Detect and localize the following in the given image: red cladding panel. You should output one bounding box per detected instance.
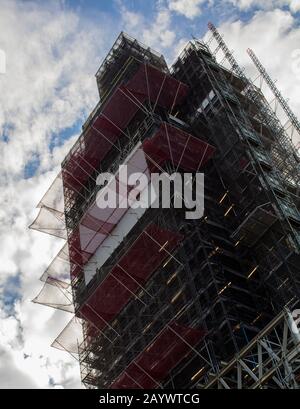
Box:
[67,147,150,277]
[62,64,189,195]
[110,322,205,389]
[143,123,215,172]
[62,64,188,194]
[62,87,143,194]
[125,64,189,109]
[63,67,190,283]
[77,224,183,331]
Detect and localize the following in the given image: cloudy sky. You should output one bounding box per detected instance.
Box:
[0,0,300,389]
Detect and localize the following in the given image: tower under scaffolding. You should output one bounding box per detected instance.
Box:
[30,27,300,389]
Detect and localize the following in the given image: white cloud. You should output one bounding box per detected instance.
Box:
[142,8,176,48]
[0,0,116,389]
[290,0,300,12]
[167,0,207,19]
[120,8,143,29]
[0,165,82,388]
[226,0,300,12]
[166,0,300,16]
[119,3,176,53]
[0,0,107,180]
[0,301,81,389]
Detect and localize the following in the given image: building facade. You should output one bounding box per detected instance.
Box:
[31,26,300,389]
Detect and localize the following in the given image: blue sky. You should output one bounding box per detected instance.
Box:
[61,0,243,48]
[0,0,299,389]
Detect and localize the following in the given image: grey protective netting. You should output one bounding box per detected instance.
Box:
[29,206,66,239]
[29,172,66,239]
[32,280,74,313]
[30,172,74,312]
[40,241,97,285]
[40,242,70,285]
[37,171,65,213]
[51,316,83,355]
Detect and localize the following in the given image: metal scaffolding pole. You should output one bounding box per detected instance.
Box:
[247,48,300,141]
[197,308,300,389]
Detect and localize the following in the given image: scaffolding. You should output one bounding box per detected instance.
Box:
[95,32,169,101]
[197,308,300,389]
[30,26,300,389]
[207,22,300,189]
[173,31,299,290]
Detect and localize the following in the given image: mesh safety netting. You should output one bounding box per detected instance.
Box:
[32,280,74,313]
[29,206,66,239]
[40,242,70,285]
[51,316,83,355]
[37,172,65,213]
[29,172,66,239]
